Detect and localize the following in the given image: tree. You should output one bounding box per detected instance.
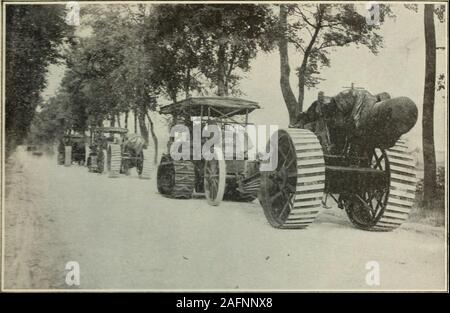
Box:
[406,3,446,208]
[5,5,73,153]
[143,5,205,102]
[58,71,89,133]
[278,4,392,123]
[422,4,437,207]
[28,95,73,145]
[193,4,275,96]
[60,4,161,162]
[145,4,275,97]
[278,5,299,125]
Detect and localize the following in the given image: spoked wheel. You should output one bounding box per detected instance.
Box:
[344,148,390,230]
[107,144,122,178]
[344,140,417,231]
[157,154,195,199]
[204,148,226,206]
[259,129,325,229]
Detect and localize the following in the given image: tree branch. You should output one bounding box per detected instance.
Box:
[226,48,238,81]
[296,9,317,28]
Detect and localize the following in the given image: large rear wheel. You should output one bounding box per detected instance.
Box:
[344,140,416,231]
[107,144,121,178]
[259,128,325,229]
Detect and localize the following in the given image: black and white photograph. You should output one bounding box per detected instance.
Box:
[1,0,448,293]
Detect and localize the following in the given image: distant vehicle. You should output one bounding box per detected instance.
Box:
[26,145,38,152]
[57,133,86,166]
[87,127,152,179]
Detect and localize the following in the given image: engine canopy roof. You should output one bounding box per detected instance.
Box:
[159,97,260,117]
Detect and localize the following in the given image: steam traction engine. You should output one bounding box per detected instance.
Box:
[57,133,86,166]
[157,97,261,204]
[87,127,152,179]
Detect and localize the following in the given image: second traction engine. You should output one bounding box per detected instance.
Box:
[259,88,418,230]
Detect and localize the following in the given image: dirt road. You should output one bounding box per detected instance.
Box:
[3,147,447,291]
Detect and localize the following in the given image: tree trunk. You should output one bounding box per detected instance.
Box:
[146,112,159,164]
[217,43,228,96]
[116,114,121,127]
[278,5,298,125]
[169,91,177,103]
[124,110,129,129]
[134,108,138,133]
[422,4,437,208]
[297,63,307,113]
[224,52,236,95]
[110,115,116,127]
[138,106,149,145]
[297,21,321,112]
[184,67,191,98]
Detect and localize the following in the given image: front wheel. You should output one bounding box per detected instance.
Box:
[204,148,226,206]
[89,150,105,173]
[98,151,105,173]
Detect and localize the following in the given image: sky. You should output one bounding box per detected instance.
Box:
[241,4,447,152]
[42,3,448,157]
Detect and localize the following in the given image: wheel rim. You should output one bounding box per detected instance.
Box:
[261,131,298,227]
[344,148,390,229]
[204,148,226,206]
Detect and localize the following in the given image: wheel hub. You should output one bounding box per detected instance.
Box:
[269,166,289,189]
